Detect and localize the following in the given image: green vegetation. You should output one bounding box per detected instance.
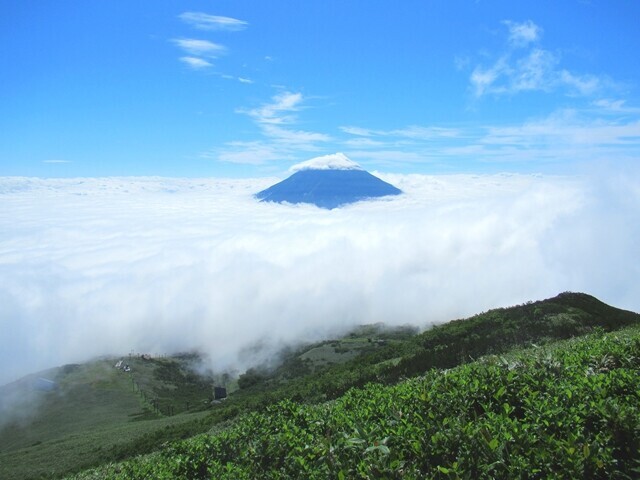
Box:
[0,354,215,479]
[228,292,640,409]
[71,325,640,479]
[1,292,639,479]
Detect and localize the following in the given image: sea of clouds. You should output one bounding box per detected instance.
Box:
[1,168,638,385]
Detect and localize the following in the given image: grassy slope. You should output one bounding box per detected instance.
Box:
[230,292,640,407]
[2,292,639,479]
[0,329,412,480]
[71,325,640,479]
[0,355,214,480]
[0,411,210,480]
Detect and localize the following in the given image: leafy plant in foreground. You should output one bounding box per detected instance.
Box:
[71,326,640,479]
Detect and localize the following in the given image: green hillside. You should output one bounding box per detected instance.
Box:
[1,292,638,479]
[71,325,640,479]
[0,354,215,479]
[227,292,640,407]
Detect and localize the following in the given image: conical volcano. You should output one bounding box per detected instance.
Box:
[255,153,402,209]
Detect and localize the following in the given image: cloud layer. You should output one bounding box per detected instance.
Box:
[1,171,638,385]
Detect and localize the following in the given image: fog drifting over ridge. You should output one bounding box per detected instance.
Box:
[1,169,639,385]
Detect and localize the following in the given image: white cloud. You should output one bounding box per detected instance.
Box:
[214,92,330,164]
[289,152,362,172]
[172,38,226,58]
[346,150,429,165]
[337,109,640,170]
[207,142,284,165]
[482,110,640,148]
[503,20,542,47]
[246,91,304,125]
[179,56,213,69]
[42,160,71,164]
[171,13,245,76]
[470,48,559,96]
[341,125,459,140]
[340,126,375,137]
[470,60,505,96]
[1,171,638,387]
[179,12,248,31]
[262,125,331,145]
[469,21,607,98]
[337,125,463,167]
[560,70,602,96]
[390,126,460,139]
[221,75,254,84]
[343,137,386,148]
[593,98,627,111]
[512,48,557,91]
[412,110,640,170]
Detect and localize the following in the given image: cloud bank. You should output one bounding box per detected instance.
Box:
[0,170,638,385]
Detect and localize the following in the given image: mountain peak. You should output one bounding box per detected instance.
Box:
[256,153,401,209]
[289,152,363,173]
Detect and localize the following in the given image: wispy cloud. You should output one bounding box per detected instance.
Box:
[469,20,608,98]
[179,56,213,69]
[221,75,254,84]
[172,12,247,75]
[390,126,460,139]
[179,12,248,31]
[245,91,304,125]
[433,109,640,170]
[338,124,462,167]
[42,160,71,164]
[210,142,284,165]
[347,150,430,165]
[559,70,603,96]
[215,92,330,164]
[340,126,375,137]
[482,110,640,148]
[339,107,640,170]
[172,38,226,58]
[512,48,557,92]
[503,20,542,47]
[340,125,460,140]
[343,137,386,148]
[592,98,640,114]
[263,125,331,145]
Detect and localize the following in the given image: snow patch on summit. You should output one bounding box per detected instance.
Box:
[289,153,363,172]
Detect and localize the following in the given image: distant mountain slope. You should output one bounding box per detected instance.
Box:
[255,153,402,209]
[71,325,640,479]
[2,292,638,480]
[0,354,215,480]
[233,292,640,402]
[390,291,640,379]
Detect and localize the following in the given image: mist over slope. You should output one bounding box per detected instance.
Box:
[0,169,638,385]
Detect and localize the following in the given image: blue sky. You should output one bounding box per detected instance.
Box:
[1,0,640,177]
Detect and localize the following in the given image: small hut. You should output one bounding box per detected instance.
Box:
[213,386,227,400]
